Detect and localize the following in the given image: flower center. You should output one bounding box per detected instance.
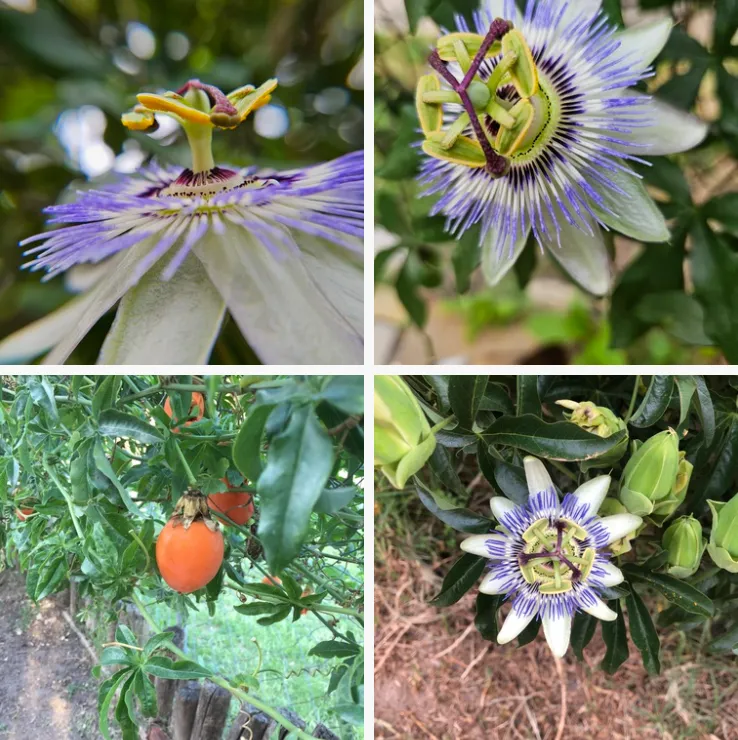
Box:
[417,19,550,177]
[518,518,596,594]
[122,78,278,174]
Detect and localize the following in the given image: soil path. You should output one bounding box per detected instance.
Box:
[0,569,102,739]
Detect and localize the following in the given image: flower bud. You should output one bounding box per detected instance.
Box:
[648,451,693,527]
[662,516,705,579]
[374,376,436,489]
[556,400,628,470]
[597,498,638,556]
[707,492,738,573]
[619,429,680,517]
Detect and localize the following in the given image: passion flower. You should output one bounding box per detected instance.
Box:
[417,0,707,295]
[0,78,363,365]
[461,456,641,657]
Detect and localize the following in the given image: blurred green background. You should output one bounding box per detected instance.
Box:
[0,0,363,363]
[374,0,738,366]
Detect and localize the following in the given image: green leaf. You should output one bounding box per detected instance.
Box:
[143,656,213,680]
[629,375,673,428]
[396,253,427,328]
[674,376,697,430]
[480,384,515,415]
[308,640,361,659]
[453,228,481,294]
[233,404,273,483]
[491,457,529,506]
[600,600,629,675]
[257,605,292,625]
[475,593,503,642]
[133,670,158,718]
[626,588,661,675]
[32,552,67,602]
[448,375,488,429]
[516,375,540,416]
[482,414,627,461]
[114,673,137,740]
[98,409,164,444]
[571,612,598,662]
[313,485,358,514]
[234,603,284,616]
[98,668,132,740]
[257,405,333,573]
[622,564,714,617]
[691,220,738,362]
[92,376,122,417]
[100,647,135,667]
[688,413,738,511]
[427,444,466,498]
[28,377,58,419]
[703,193,738,235]
[319,376,364,415]
[708,623,738,653]
[415,477,493,533]
[92,441,142,517]
[377,105,421,180]
[430,552,486,607]
[142,631,175,659]
[693,376,716,446]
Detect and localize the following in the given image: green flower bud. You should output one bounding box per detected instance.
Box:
[707,491,738,573]
[648,451,693,527]
[619,429,680,517]
[374,376,436,489]
[556,400,628,470]
[597,498,638,556]
[662,516,705,579]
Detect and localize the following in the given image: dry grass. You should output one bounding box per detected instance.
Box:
[374,542,738,740]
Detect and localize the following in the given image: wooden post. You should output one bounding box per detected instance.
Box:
[226,705,272,740]
[69,579,77,619]
[154,626,186,728]
[190,681,232,740]
[275,708,306,740]
[312,724,340,739]
[172,681,201,740]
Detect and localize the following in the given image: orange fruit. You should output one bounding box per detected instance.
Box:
[156,519,224,593]
[15,507,33,521]
[207,477,254,526]
[163,392,205,432]
[261,575,282,585]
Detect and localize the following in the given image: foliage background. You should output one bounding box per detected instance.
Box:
[0,374,364,737]
[0,0,363,363]
[375,0,738,365]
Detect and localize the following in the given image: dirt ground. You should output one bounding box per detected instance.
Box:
[375,549,738,740]
[0,569,102,740]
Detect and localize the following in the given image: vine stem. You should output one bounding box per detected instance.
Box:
[624,375,642,424]
[42,457,85,542]
[131,593,315,740]
[548,459,578,482]
[173,440,198,487]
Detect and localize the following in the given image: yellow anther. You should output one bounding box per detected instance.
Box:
[417,75,444,135]
[136,93,212,126]
[437,32,503,63]
[231,79,279,122]
[422,132,487,168]
[501,29,539,98]
[121,106,157,131]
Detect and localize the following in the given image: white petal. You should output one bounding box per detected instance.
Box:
[542,613,572,658]
[571,476,611,519]
[592,164,669,243]
[460,533,506,559]
[497,606,536,645]
[490,496,516,522]
[523,456,553,496]
[598,561,625,588]
[540,204,612,297]
[43,241,162,364]
[99,252,225,364]
[617,92,708,156]
[599,513,643,545]
[583,596,617,622]
[613,17,673,72]
[561,0,601,28]
[479,569,512,595]
[193,226,363,365]
[481,226,530,287]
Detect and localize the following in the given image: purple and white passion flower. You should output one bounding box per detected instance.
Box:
[461,456,641,657]
[416,0,708,296]
[0,79,363,365]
